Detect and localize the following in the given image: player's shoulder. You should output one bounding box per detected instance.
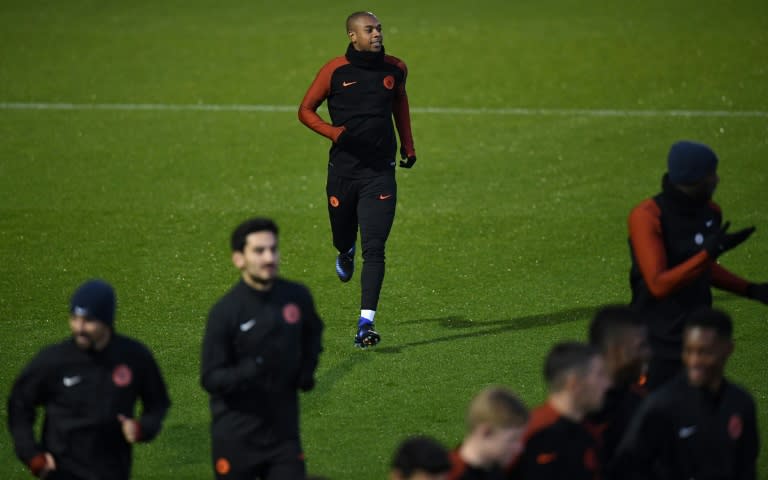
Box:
[31,338,74,362]
[630,197,661,217]
[111,333,155,358]
[723,379,756,407]
[319,55,351,73]
[274,277,313,298]
[383,54,408,72]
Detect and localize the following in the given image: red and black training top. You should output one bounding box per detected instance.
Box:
[299,43,415,178]
[508,402,601,480]
[628,175,750,359]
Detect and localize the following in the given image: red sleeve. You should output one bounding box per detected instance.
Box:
[628,199,712,299]
[298,57,347,143]
[711,263,751,295]
[386,56,415,157]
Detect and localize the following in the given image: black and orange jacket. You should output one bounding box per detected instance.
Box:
[628,176,750,358]
[585,380,648,467]
[508,402,601,480]
[299,43,414,178]
[8,335,170,480]
[612,374,759,480]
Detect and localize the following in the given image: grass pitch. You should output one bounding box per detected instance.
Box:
[1,1,767,478]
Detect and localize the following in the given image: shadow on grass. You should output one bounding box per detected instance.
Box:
[313,352,373,396]
[374,305,600,354]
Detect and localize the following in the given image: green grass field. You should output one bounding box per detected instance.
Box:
[2,1,767,478]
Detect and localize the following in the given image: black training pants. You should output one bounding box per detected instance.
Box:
[326,173,397,311]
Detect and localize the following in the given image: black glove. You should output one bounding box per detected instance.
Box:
[702,222,755,258]
[748,283,768,305]
[297,371,316,392]
[399,145,416,168]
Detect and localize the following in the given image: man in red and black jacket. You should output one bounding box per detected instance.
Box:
[507,342,611,480]
[628,140,768,389]
[299,11,416,348]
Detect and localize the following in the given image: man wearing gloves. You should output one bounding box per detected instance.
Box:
[628,140,768,389]
[8,279,171,480]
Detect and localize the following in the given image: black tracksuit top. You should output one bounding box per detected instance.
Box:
[613,375,759,480]
[299,44,415,178]
[200,278,323,446]
[7,334,171,480]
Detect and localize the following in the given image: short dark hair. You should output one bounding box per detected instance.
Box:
[685,307,733,340]
[230,218,279,252]
[544,342,600,391]
[346,11,376,32]
[589,305,645,351]
[391,436,451,477]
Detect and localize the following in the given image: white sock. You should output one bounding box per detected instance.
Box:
[361,309,376,322]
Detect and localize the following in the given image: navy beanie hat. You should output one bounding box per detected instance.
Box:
[70,279,116,326]
[667,141,718,184]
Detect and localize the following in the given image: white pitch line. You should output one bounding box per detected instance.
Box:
[0,102,766,118]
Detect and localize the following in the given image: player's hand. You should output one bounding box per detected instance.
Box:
[28,452,56,478]
[703,222,755,258]
[748,283,768,305]
[118,414,141,443]
[297,371,316,392]
[399,145,416,168]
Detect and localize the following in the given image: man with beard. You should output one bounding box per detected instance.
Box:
[8,279,171,480]
[201,217,324,480]
[612,307,759,479]
[299,11,417,348]
[627,140,768,389]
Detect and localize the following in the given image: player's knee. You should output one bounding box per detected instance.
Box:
[362,238,386,261]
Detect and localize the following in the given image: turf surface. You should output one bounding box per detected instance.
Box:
[1,1,767,478]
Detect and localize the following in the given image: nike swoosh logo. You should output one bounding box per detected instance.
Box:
[240,319,257,332]
[63,376,82,387]
[678,426,697,438]
[342,81,357,87]
[536,452,557,464]
[379,194,392,200]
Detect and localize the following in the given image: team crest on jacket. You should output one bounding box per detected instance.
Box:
[283,303,301,324]
[112,364,133,387]
[728,414,743,439]
[383,75,395,90]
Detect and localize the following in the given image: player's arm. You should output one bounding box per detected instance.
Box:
[736,396,759,480]
[131,347,171,442]
[298,59,346,142]
[7,352,54,475]
[297,288,324,391]
[629,200,711,299]
[710,263,751,296]
[200,306,266,395]
[390,60,416,161]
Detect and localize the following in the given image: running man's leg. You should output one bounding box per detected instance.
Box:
[326,174,358,253]
[357,175,397,312]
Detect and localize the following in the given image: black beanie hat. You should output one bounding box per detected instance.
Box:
[70,279,116,326]
[667,141,718,184]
